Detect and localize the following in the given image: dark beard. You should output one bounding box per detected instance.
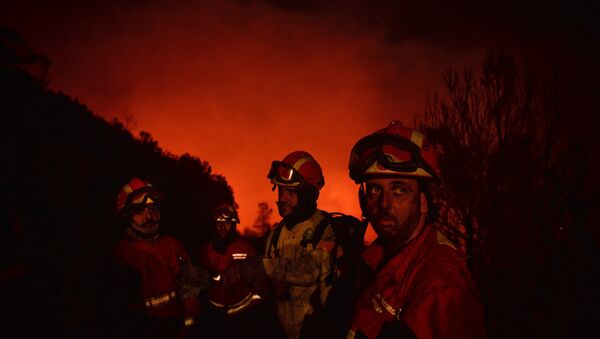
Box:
[212,227,236,254]
[377,196,422,256]
[281,186,318,228]
[128,225,160,240]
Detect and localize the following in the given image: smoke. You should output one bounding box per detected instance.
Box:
[3,0,591,237]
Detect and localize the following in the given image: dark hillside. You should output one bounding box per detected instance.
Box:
[1,27,233,337]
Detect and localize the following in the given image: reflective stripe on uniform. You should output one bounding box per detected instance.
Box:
[232,253,247,260]
[144,291,176,308]
[436,231,457,250]
[184,317,195,327]
[372,293,402,319]
[209,293,262,315]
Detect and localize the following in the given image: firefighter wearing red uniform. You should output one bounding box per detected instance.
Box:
[199,204,261,315]
[346,121,485,339]
[193,203,282,339]
[103,178,207,338]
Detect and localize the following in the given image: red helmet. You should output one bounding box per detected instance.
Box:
[268,151,325,190]
[349,121,440,184]
[212,203,240,224]
[115,178,163,215]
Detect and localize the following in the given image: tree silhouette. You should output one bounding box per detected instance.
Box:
[241,202,274,255]
[247,202,273,236]
[417,52,599,337]
[0,26,50,84]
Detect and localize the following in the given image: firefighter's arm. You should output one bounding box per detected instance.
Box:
[219,256,268,286]
[175,248,207,334]
[178,260,211,298]
[401,287,485,339]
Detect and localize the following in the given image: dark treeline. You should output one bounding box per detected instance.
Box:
[418,53,600,337]
[1,27,234,337]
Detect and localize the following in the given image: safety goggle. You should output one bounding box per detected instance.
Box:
[129,201,160,214]
[267,161,305,187]
[127,189,162,212]
[214,211,238,223]
[349,133,435,181]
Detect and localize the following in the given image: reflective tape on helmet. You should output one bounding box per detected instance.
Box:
[410,129,424,148]
[130,194,155,206]
[291,156,312,172]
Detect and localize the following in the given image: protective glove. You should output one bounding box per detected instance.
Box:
[221,256,268,286]
[178,261,211,298]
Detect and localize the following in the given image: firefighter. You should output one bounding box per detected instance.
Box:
[221,151,338,339]
[102,178,210,338]
[193,203,270,338]
[265,151,340,338]
[346,121,485,338]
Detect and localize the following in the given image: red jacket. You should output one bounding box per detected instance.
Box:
[197,238,260,314]
[112,233,198,322]
[349,226,485,339]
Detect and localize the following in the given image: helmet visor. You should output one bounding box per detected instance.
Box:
[349,134,426,181]
[267,161,304,187]
[129,201,160,215]
[128,188,162,206]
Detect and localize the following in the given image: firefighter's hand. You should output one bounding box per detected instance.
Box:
[178,262,211,298]
[239,256,268,284]
[221,257,267,286]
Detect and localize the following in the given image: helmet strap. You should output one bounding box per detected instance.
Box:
[358,183,368,220]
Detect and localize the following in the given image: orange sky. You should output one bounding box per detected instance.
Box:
[1,1,489,240]
[6,0,556,240]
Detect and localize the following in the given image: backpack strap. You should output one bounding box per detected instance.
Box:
[300,213,332,248]
[267,222,284,257]
[268,214,333,256]
[299,213,343,286]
